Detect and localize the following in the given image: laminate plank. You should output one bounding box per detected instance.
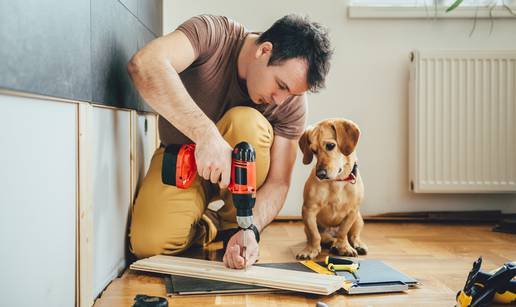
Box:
[130,255,346,295]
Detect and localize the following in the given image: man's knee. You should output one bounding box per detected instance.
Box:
[130,217,196,259]
[130,189,204,258]
[129,152,207,258]
[217,106,273,147]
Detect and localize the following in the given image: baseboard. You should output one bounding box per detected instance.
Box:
[363,210,509,223]
[274,216,302,221]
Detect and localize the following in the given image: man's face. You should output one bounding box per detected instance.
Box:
[246,42,309,106]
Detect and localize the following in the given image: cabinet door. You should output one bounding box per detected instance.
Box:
[0,94,76,307]
[91,106,131,298]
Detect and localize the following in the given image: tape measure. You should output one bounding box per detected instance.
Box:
[299,260,335,275]
[300,260,355,290]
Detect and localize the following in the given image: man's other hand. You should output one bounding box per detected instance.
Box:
[195,130,232,189]
[223,229,259,269]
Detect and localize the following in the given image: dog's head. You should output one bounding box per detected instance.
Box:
[299,119,360,180]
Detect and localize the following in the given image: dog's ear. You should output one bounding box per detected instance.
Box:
[332,119,360,156]
[298,127,314,165]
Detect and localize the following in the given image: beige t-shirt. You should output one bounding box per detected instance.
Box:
[158,14,307,145]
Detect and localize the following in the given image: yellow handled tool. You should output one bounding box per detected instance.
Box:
[325,256,360,281]
[327,262,359,272]
[325,256,359,272]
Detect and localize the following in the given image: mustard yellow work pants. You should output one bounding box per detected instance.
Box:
[129,107,273,258]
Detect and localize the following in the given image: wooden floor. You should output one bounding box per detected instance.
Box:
[94,221,516,306]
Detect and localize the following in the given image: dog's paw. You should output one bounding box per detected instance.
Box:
[321,240,336,248]
[296,246,321,260]
[350,240,368,255]
[320,232,337,248]
[354,244,368,255]
[330,241,358,257]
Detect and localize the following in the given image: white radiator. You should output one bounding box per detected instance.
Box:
[409,50,516,193]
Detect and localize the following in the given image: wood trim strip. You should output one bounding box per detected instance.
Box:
[130,255,346,295]
[0,88,158,116]
[75,104,80,307]
[77,102,94,307]
[0,88,81,105]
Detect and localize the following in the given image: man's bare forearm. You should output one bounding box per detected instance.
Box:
[128,55,217,142]
[251,136,298,232]
[253,181,290,232]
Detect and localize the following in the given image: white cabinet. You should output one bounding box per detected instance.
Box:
[91,106,132,298]
[0,92,158,306]
[0,94,77,307]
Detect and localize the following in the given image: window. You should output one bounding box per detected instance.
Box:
[348,0,516,18]
[351,0,512,6]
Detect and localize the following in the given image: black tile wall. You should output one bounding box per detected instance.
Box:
[0,0,161,112]
[136,22,158,113]
[138,0,163,37]
[0,0,91,101]
[118,0,138,16]
[91,0,139,109]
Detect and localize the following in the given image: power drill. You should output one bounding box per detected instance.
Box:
[456,257,516,307]
[227,142,256,230]
[161,141,257,264]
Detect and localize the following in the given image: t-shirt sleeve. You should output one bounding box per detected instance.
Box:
[176,15,235,64]
[273,94,307,140]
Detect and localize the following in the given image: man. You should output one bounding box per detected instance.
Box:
[128,14,332,269]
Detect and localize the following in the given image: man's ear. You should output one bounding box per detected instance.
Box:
[298,127,314,165]
[256,41,273,59]
[332,119,360,156]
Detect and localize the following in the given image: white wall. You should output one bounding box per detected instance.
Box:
[163,0,516,215]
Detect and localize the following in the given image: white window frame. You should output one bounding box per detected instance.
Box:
[348,1,516,19]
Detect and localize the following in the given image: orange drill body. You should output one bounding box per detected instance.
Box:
[161,143,197,189]
[162,142,257,229]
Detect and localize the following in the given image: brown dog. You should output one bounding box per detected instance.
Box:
[296,119,367,260]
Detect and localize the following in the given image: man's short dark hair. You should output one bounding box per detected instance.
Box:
[257,14,332,93]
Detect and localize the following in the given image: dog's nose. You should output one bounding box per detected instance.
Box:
[316,169,328,179]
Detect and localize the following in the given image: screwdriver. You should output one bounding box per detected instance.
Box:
[243,229,247,269]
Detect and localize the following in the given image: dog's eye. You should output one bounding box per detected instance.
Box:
[325,143,336,151]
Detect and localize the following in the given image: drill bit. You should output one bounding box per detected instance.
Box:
[243,229,247,269]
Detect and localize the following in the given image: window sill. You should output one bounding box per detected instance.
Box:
[347,5,516,19]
